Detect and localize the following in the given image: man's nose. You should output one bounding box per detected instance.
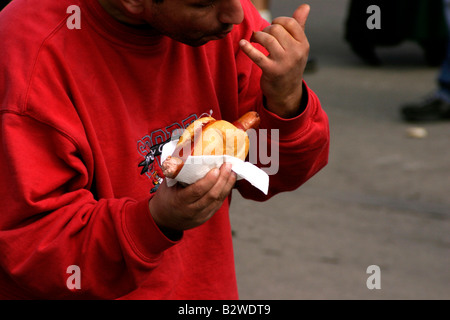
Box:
[218,0,244,25]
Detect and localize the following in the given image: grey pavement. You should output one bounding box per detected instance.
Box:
[230,0,450,299]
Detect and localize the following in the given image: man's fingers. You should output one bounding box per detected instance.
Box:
[239,38,271,70]
[253,28,287,59]
[187,163,236,219]
[183,162,236,206]
[202,163,236,202]
[241,4,311,65]
[182,167,220,203]
[260,23,292,51]
[270,17,304,44]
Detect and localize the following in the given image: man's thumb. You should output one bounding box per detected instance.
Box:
[293,4,311,30]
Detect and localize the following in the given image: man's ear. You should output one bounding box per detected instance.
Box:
[120,0,145,15]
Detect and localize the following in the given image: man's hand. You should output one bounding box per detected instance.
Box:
[149,163,237,236]
[239,4,311,118]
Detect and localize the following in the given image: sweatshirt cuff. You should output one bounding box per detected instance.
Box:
[122,197,180,261]
[257,80,314,141]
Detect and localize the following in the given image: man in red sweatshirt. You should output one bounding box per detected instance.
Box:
[0,0,329,299]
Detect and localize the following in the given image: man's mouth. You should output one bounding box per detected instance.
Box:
[212,27,233,39]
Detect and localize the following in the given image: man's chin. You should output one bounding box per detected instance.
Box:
[181,37,213,47]
[175,34,226,47]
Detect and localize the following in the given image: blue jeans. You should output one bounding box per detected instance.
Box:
[438,0,450,96]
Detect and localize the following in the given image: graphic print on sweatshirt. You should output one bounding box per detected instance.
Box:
[137,110,213,193]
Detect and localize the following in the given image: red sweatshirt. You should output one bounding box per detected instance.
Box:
[0,0,329,299]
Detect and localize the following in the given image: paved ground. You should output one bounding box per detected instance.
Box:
[230,0,450,300]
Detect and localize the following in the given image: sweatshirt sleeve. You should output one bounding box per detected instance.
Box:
[236,82,330,201]
[0,112,179,299]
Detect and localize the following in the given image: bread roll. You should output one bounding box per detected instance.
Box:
[162,111,260,179]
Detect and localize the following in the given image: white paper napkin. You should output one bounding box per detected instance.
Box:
[161,140,269,195]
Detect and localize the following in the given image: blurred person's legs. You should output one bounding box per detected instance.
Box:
[345,0,384,66]
[344,0,411,66]
[401,0,450,121]
[1,1,11,11]
[345,0,445,66]
[251,0,272,22]
[438,0,450,99]
[416,0,448,66]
